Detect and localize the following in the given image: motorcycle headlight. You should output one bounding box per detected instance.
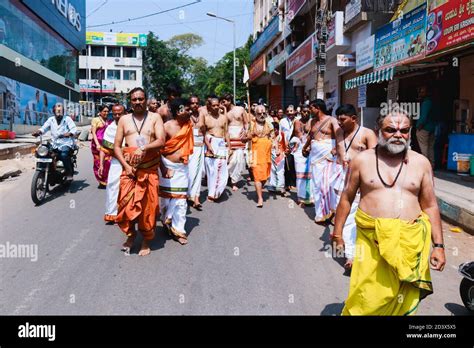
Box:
[37,145,49,157]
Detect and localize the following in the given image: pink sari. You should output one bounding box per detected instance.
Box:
[91,117,112,185]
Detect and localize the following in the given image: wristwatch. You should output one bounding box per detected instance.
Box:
[433,243,445,249]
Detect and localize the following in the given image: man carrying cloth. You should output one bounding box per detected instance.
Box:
[159,98,194,245]
[99,104,126,224]
[203,97,230,202]
[247,105,273,207]
[333,111,446,315]
[221,94,249,191]
[114,87,165,256]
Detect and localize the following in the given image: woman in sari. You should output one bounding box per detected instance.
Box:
[91,105,111,188]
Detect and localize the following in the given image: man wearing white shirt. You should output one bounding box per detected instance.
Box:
[279,105,297,191]
[32,103,77,180]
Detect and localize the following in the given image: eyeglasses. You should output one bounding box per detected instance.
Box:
[382,127,411,134]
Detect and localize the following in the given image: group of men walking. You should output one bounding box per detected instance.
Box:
[92,86,446,316]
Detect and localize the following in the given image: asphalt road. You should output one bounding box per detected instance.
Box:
[0,142,472,315]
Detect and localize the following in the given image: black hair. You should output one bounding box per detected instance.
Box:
[170,98,188,117]
[335,104,357,117]
[129,87,147,99]
[272,122,280,130]
[166,83,182,97]
[309,99,328,114]
[222,94,233,102]
[97,104,109,112]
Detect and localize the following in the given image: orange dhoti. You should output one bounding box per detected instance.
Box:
[116,147,160,240]
[250,137,272,182]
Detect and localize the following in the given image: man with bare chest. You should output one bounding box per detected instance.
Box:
[220,94,249,191]
[187,95,205,209]
[114,88,165,256]
[158,83,182,122]
[159,98,194,245]
[302,99,346,223]
[332,104,377,268]
[202,97,230,201]
[334,111,445,315]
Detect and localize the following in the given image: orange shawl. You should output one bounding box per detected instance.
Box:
[161,120,194,164]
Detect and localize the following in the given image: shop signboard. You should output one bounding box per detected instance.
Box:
[267,50,289,74]
[358,84,367,108]
[337,54,356,67]
[250,15,281,60]
[374,3,427,70]
[86,32,148,47]
[249,54,266,81]
[326,12,349,51]
[345,0,362,24]
[21,0,85,50]
[425,0,474,55]
[356,34,375,72]
[79,80,115,93]
[286,34,314,79]
[287,0,306,22]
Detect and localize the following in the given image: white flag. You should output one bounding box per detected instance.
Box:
[243,65,249,84]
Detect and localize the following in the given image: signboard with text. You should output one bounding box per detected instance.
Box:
[337,54,356,67]
[345,0,362,24]
[86,32,148,47]
[425,0,474,55]
[250,16,281,60]
[286,34,314,78]
[374,3,427,70]
[356,35,375,72]
[287,0,306,22]
[250,54,266,81]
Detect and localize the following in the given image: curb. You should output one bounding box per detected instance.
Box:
[437,197,474,235]
[0,144,36,161]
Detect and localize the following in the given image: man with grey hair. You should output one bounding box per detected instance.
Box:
[147,98,159,113]
[333,111,445,315]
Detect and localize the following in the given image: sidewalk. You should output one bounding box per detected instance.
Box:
[434,170,474,234]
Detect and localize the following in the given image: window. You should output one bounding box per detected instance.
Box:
[80,48,88,56]
[91,46,105,56]
[123,47,137,58]
[91,69,104,80]
[107,46,121,57]
[79,69,87,79]
[107,70,121,80]
[123,70,136,80]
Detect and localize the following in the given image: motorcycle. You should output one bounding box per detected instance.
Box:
[31,134,79,205]
[459,261,474,312]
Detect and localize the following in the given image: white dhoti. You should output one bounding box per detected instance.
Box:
[188,130,205,199]
[205,135,228,200]
[310,139,340,222]
[268,151,285,192]
[159,156,189,235]
[228,125,246,185]
[104,157,121,221]
[293,136,313,204]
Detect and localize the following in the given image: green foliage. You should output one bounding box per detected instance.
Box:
[143,32,253,102]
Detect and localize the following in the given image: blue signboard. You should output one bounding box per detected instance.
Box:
[374,3,426,70]
[21,0,86,50]
[250,15,281,60]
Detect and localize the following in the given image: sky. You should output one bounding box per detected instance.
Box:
[86,0,254,65]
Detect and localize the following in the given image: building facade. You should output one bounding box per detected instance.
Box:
[0,0,86,133]
[79,32,147,105]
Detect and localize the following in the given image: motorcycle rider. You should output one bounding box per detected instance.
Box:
[32,102,77,181]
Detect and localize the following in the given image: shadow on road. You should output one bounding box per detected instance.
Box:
[444,303,473,316]
[320,302,344,316]
[318,225,348,274]
[34,179,90,206]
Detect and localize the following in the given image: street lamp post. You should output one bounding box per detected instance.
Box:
[207,12,236,104]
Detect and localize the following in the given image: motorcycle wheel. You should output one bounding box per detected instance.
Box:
[31,171,47,205]
[460,277,474,312]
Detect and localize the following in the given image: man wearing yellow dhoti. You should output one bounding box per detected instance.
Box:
[333,111,446,315]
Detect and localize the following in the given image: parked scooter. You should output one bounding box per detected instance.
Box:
[31,134,79,205]
[459,261,474,312]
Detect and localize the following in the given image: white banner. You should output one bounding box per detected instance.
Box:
[356,35,374,72]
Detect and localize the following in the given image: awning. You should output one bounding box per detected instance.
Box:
[344,66,394,90]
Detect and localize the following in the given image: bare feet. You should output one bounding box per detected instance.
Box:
[232,185,238,191]
[344,259,353,269]
[257,198,263,208]
[121,235,135,255]
[192,201,203,210]
[138,240,151,256]
[177,237,188,245]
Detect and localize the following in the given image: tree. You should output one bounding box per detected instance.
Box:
[168,33,204,54]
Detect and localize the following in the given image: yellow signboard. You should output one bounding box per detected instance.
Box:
[86,32,147,46]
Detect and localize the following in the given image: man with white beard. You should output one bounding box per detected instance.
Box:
[333,111,445,316]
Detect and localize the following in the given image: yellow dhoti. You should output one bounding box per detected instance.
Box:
[342,209,433,316]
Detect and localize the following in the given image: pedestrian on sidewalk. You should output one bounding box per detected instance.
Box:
[333,111,445,315]
[416,85,436,168]
[91,104,112,188]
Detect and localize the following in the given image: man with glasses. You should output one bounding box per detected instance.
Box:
[114,87,165,256]
[334,111,445,315]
